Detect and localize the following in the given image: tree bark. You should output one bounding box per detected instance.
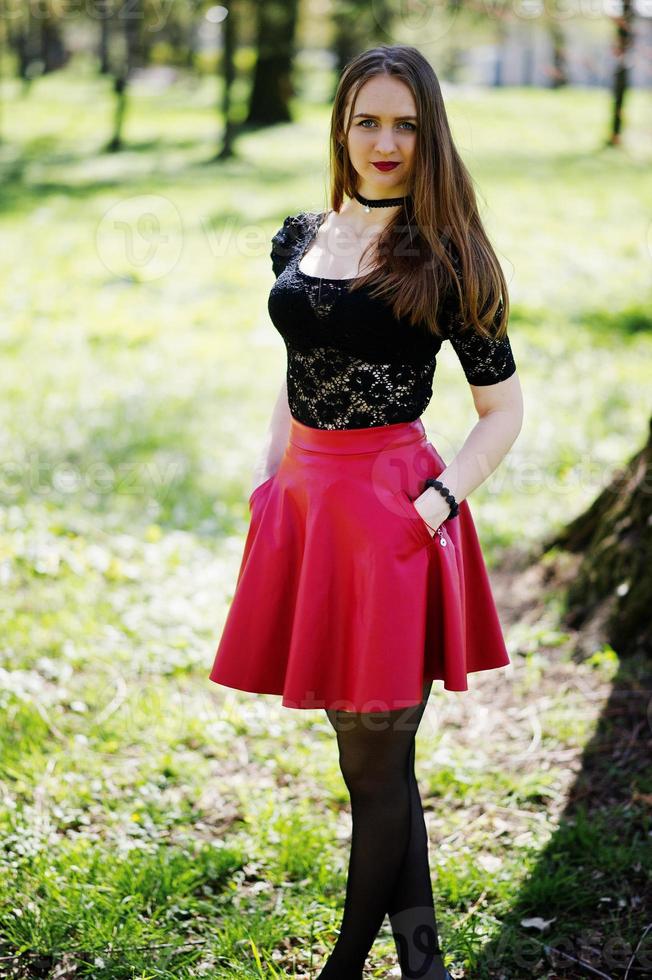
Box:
[608,0,634,146]
[39,11,68,72]
[331,0,393,82]
[216,0,237,160]
[106,0,142,152]
[6,3,37,84]
[246,0,299,126]
[542,414,652,658]
[96,0,112,75]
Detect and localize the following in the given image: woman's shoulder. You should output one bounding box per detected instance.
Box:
[270,209,324,276]
[271,209,322,243]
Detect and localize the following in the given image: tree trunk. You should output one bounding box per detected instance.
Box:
[246,0,299,126]
[492,19,509,88]
[215,0,237,160]
[548,20,567,88]
[7,4,37,85]
[106,0,142,152]
[97,0,112,75]
[40,12,68,73]
[542,414,652,658]
[607,0,634,146]
[331,0,392,84]
[12,28,32,82]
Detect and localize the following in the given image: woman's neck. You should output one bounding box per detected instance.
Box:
[339,197,404,234]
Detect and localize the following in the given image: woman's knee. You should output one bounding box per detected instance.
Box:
[337,739,413,796]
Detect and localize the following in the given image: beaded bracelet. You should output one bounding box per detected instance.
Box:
[424,477,460,520]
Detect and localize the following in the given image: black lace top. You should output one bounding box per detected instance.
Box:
[267,210,517,430]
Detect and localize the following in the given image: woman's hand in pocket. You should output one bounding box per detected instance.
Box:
[412,488,451,537]
[249,465,277,500]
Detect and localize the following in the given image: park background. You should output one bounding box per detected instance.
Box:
[0,2,651,978]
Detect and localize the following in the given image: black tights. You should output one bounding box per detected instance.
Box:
[318,678,446,980]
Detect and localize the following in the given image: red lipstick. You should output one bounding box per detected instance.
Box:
[372,162,400,172]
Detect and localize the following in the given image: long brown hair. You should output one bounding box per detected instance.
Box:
[329,44,509,341]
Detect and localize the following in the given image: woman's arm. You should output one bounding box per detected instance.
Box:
[414,371,524,532]
[250,376,292,494]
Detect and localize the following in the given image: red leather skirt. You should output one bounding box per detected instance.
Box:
[208,415,510,712]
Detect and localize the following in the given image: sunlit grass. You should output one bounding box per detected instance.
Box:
[0,62,650,977]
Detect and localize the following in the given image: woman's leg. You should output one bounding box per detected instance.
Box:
[387,699,447,979]
[318,678,446,980]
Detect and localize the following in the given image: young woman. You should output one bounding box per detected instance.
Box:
[209,44,523,980]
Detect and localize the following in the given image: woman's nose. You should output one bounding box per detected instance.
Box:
[375,130,398,152]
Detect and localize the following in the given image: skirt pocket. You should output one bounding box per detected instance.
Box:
[393,488,433,548]
[209,416,510,710]
[248,472,277,511]
[392,487,457,552]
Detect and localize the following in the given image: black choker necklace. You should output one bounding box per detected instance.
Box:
[354,191,410,214]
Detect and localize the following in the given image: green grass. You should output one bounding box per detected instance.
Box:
[0,59,651,978]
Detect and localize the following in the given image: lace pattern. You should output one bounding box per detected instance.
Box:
[268,211,516,428]
[442,245,516,386]
[270,213,308,279]
[271,211,350,320]
[448,318,515,384]
[287,344,437,429]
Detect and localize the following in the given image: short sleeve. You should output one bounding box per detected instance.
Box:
[270,212,307,279]
[448,298,517,385]
[441,243,517,385]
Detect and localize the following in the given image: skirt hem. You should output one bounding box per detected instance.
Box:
[208,658,511,712]
[209,415,512,712]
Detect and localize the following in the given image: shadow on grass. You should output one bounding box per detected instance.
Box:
[472,652,652,980]
[0,138,302,217]
[579,308,652,338]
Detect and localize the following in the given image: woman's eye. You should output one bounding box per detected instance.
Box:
[357,120,416,131]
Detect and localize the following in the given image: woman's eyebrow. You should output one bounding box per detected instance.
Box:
[352,112,417,120]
